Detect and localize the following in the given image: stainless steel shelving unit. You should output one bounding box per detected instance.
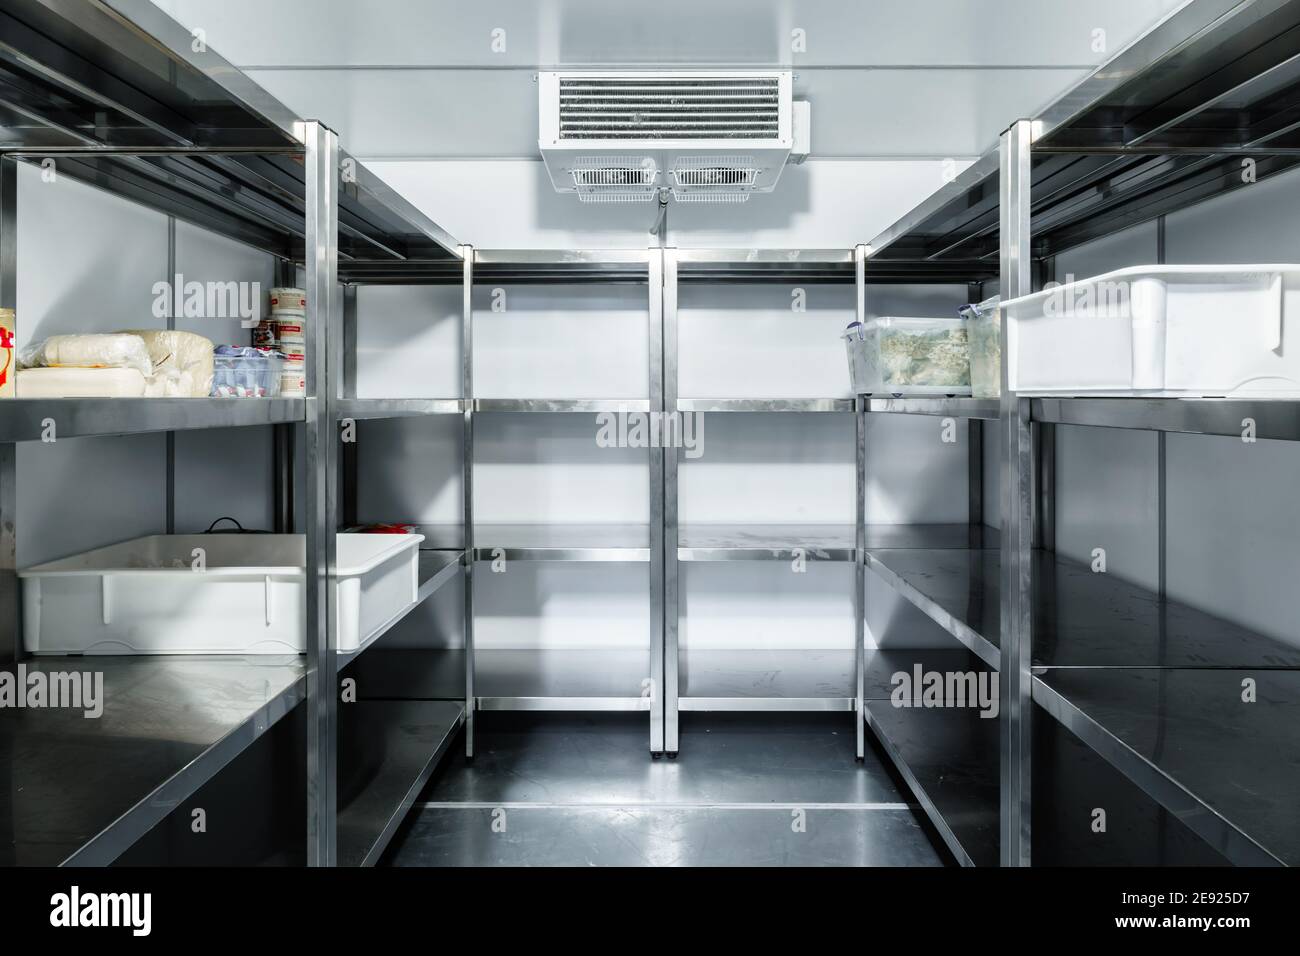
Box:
[0,0,464,867]
[6,0,1294,871]
[383,246,997,758]
[858,0,1300,867]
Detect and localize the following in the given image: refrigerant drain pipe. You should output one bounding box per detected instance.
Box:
[649,187,670,243]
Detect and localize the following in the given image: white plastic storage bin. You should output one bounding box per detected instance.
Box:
[1002,265,1300,396]
[843,316,971,396]
[19,533,424,655]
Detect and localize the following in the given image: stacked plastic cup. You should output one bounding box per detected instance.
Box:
[268,287,306,396]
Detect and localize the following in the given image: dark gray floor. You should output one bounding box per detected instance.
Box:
[382,713,949,866]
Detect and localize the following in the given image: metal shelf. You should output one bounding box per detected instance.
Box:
[337,550,464,668]
[864,691,998,868]
[336,399,464,420]
[679,649,856,711]
[676,646,982,713]
[865,541,1300,672]
[680,523,997,564]
[471,523,651,562]
[474,398,650,413]
[431,648,652,711]
[679,524,857,562]
[865,0,1300,263]
[0,0,460,262]
[1033,668,1300,866]
[1032,397,1300,441]
[0,397,304,442]
[867,398,1000,420]
[865,547,1002,671]
[678,398,854,413]
[337,699,463,867]
[0,655,304,866]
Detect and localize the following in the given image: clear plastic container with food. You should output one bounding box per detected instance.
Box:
[211,346,285,398]
[959,296,1001,398]
[843,316,971,396]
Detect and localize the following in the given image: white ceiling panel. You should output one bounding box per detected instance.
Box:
[248,66,1087,159]
[152,0,1183,68]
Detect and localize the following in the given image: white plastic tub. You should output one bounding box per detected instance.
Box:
[19,532,424,655]
[843,316,971,396]
[1002,265,1300,396]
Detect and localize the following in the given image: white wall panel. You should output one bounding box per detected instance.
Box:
[356,285,462,398]
[473,284,649,399]
[15,164,168,566]
[172,221,277,533]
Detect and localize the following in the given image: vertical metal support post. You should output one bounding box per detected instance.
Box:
[1155,216,1167,595]
[341,284,358,528]
[648,248,666,755]
[853,244,867,761]
[0,157,16,664]
[165,216,176,534]
[273,258,296,534]
[1030,258,1055,552]
[999,119,1034,867]
[461,246,475,759]
[968,419,984,542]
[661,248,680,756]
[1037,424,1055,552]
[303,120,340,867]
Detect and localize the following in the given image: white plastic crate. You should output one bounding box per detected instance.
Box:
[843,316,972,396]
[19,532,424,655]
[1002,265,1300,396]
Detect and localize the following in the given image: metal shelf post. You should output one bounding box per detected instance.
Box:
[998,118,1034,868]
[660,248,678,755]
[303,119,340,867]
[854,244,868,761]
[0,157,15,666]
[462,245,475,759]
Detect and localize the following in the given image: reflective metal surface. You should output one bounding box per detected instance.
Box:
[0,2,461,262]
[303,120,339,868]
[678,523,857,562]
[865,1,1300,264]
[677,398,853,413]
[999,119,1035,868]
[470,523,652,562]
[387,711,942,866]
[1033,397,1300,441]
[474,398,651,413]
[868,398,1000,420]
[865,548,1002,671]
[337,699,463,867]
[0,655,304,866]
[0,398,304,442]
[390,805,940,867]
[335,398,464,420]
[1034,668,1300,866]
[865,697,998,868]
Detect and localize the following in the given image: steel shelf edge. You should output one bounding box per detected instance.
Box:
[1031,674,1284,867]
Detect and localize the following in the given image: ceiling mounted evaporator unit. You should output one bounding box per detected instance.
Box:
[538,71,807,203]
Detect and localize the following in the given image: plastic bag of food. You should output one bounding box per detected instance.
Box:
[122,329,215,398]
[18,333,153,378]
